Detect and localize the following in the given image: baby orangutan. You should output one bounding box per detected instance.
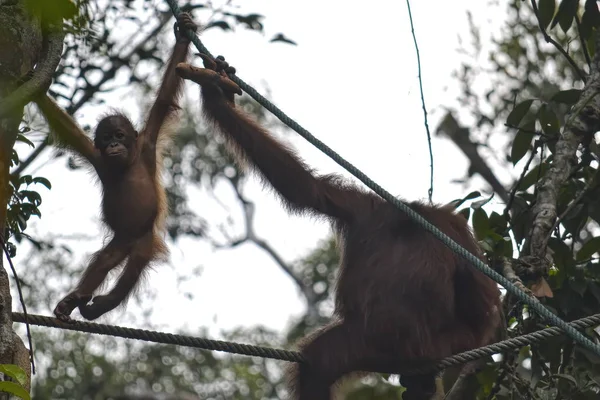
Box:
[35,13,197,321]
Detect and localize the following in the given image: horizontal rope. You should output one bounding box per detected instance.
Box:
[13,312,600,375]
[13,313,303,363]
[163,0,600,356]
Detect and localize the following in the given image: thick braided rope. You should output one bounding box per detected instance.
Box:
[13,313,303,363]
[164,0,600,356]
[13,313,600,374]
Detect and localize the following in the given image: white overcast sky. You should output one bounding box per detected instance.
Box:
[14,0,511,339]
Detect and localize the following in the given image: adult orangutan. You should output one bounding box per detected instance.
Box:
[176,55,501,399]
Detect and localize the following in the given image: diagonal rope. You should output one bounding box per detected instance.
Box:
[13,312,600,375]
[163,0,600,356]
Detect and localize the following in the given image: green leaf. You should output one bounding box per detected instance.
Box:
[16,214,27,231]
[15,134,34,148]
[577,237,600,261]
[447,191,481,209]
[486,231,506,244]
[0,381,30,400]
[20,203,41,218]
[270,33,297,46]
[549,237,574,269]
[588,35,597,59]
[489,211,508,232]
[506,99,534,126]
[478,240,494,252]
[511,124,534,165]
[481,239,498,256]
[23,0,77,27]
[464,191,481,200]
[0,365,28,385]
[6,243,16,258]
[562,211,588,240]
[517,163,550,191]
[458,208,471,221]
[19,190,41,206]
[539,0,557,30]
[472,207,489,240]
[550,0,579,33]
[10,150,20,167]
[472,193,495,209]
[551,89,582,104]
[32,177,52,190]
[581,0,600,41]
[538,103,560,135]
[18,175,32,186]
[206,20,232,31]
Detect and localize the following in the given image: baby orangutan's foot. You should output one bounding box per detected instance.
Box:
[54,291,93,322]
[176,54,241,102]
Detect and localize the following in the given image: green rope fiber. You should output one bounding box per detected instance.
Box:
[164,0,600,356]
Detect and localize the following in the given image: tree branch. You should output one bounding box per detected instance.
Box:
[0,30,64,119]
[444,361,487,400]
[502,258,532,296]
[221,179,320,319]
[526,30,600,264]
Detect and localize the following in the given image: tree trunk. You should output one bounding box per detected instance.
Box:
[0,0,44,395]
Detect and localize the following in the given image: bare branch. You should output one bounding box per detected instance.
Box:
[223,179,320,318]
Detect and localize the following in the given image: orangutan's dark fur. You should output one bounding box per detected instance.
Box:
[176,55,502,399]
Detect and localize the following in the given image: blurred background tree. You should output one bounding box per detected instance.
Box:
[2,0,600,399]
